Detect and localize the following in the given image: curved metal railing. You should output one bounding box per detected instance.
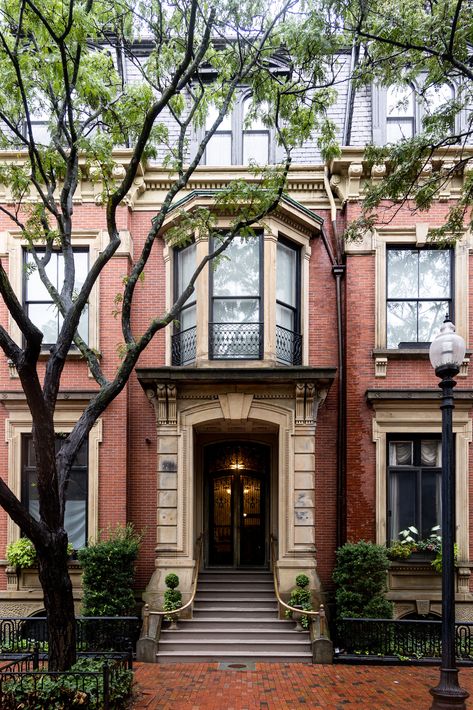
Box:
[141,534,203,632]
[270,535,326,636]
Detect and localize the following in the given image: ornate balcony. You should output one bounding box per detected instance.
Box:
[276,325,302,365]
[171,326,197,366]
[209,322,263,360]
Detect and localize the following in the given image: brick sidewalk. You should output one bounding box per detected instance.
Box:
[132,662,473,709]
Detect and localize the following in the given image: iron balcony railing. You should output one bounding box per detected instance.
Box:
[336,618,473,662]
[171,322,303,365]
[276,324,302,365]
[171,326,197,366]
[209,322,263,360]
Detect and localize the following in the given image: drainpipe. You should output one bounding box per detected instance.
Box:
[323,167,346,549]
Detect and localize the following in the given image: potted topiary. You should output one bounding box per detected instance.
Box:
[163,573,182,629]
[285,574,313,631]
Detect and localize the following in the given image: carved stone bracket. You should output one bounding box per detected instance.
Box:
[295,383,328,425]
[147,384,177,425]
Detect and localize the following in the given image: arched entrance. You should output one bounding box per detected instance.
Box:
[205,442,269,568]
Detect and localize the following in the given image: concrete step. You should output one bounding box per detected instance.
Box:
[192,608,279,619]
[198,572,272,583]
[193,597,277,608]
[159,639,310,653]
[196,589,276,600]
[175,618,294,630]
[198,582,274,592]
[160,628,302,641]
[156,650,312,664]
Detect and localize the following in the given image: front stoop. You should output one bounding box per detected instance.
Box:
[157,571,312,663]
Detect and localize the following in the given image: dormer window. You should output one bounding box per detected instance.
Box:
[242,97,270,165]
[205,105,232,166]
[386,84,415,142]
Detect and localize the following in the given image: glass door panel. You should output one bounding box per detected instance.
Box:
[209,474,234,566]
[239,475,265,566]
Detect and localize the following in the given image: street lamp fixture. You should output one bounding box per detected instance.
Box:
[429,317,469,710]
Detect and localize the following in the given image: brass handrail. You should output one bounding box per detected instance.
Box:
[270,535,326,635]
[142,533,204,626]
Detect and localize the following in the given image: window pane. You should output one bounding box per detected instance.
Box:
[389,441,413,466]
[423,83,453,115]
[387,250,418,298]
[28,303,59,344]
[387,85,414,117]
[179,303,196,331]
[387,301,417,347]
[58,251,89,294]
[420,440,441,467]
[176,243,196,308]
[206,105,232,131]
[421,471,441,538]
[243,133,269,164]
[243,98,268,130]
[277,243,296,307]
[389,470,417,541]
[386,119,414,142]
[25,252,58,300]
[418,250,450,298]
[418,301,448,342]
[213,298,259,323]
[206,134,232,165]
[213,236,260,297]
[276,303,294,331]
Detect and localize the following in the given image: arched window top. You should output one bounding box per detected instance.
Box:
[423,82,454,115]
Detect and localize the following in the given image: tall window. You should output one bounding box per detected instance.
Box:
[386,247,452,348]
[22,435,88,549]
[276,239,301,364]
[209,235,262,359]
[24,249,89,346]
[388,436,441,544]
[205,105,232,166]
[386,84,415,142]
[172,243,197,365]
[242,97,270,165]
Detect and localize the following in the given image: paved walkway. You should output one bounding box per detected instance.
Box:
[133,662,473,709]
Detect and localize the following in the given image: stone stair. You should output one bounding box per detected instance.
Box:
[157,570,312,663]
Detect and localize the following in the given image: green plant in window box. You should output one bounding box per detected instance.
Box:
[387,525,441,561]
[6,538,74,569]
[431,544,459,574]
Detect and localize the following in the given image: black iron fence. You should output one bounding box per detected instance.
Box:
[0,616,141,656]
[171,325,197,365]
[276,325,302,365]
[0,652,132,709]
[336,618,473,663]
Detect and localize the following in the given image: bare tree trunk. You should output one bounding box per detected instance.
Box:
[37,533,76,671]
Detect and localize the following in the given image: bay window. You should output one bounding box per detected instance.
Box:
[276,239,301,364]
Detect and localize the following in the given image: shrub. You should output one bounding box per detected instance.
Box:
[78,524,141,616]
[6,538,37,568]
[163,573,182,621]
[0,657,132,709]
[333,541,393,621]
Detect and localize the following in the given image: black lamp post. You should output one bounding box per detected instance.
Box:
[429,317,469,710]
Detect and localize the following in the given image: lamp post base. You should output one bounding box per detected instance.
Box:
[430,669,469,709]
